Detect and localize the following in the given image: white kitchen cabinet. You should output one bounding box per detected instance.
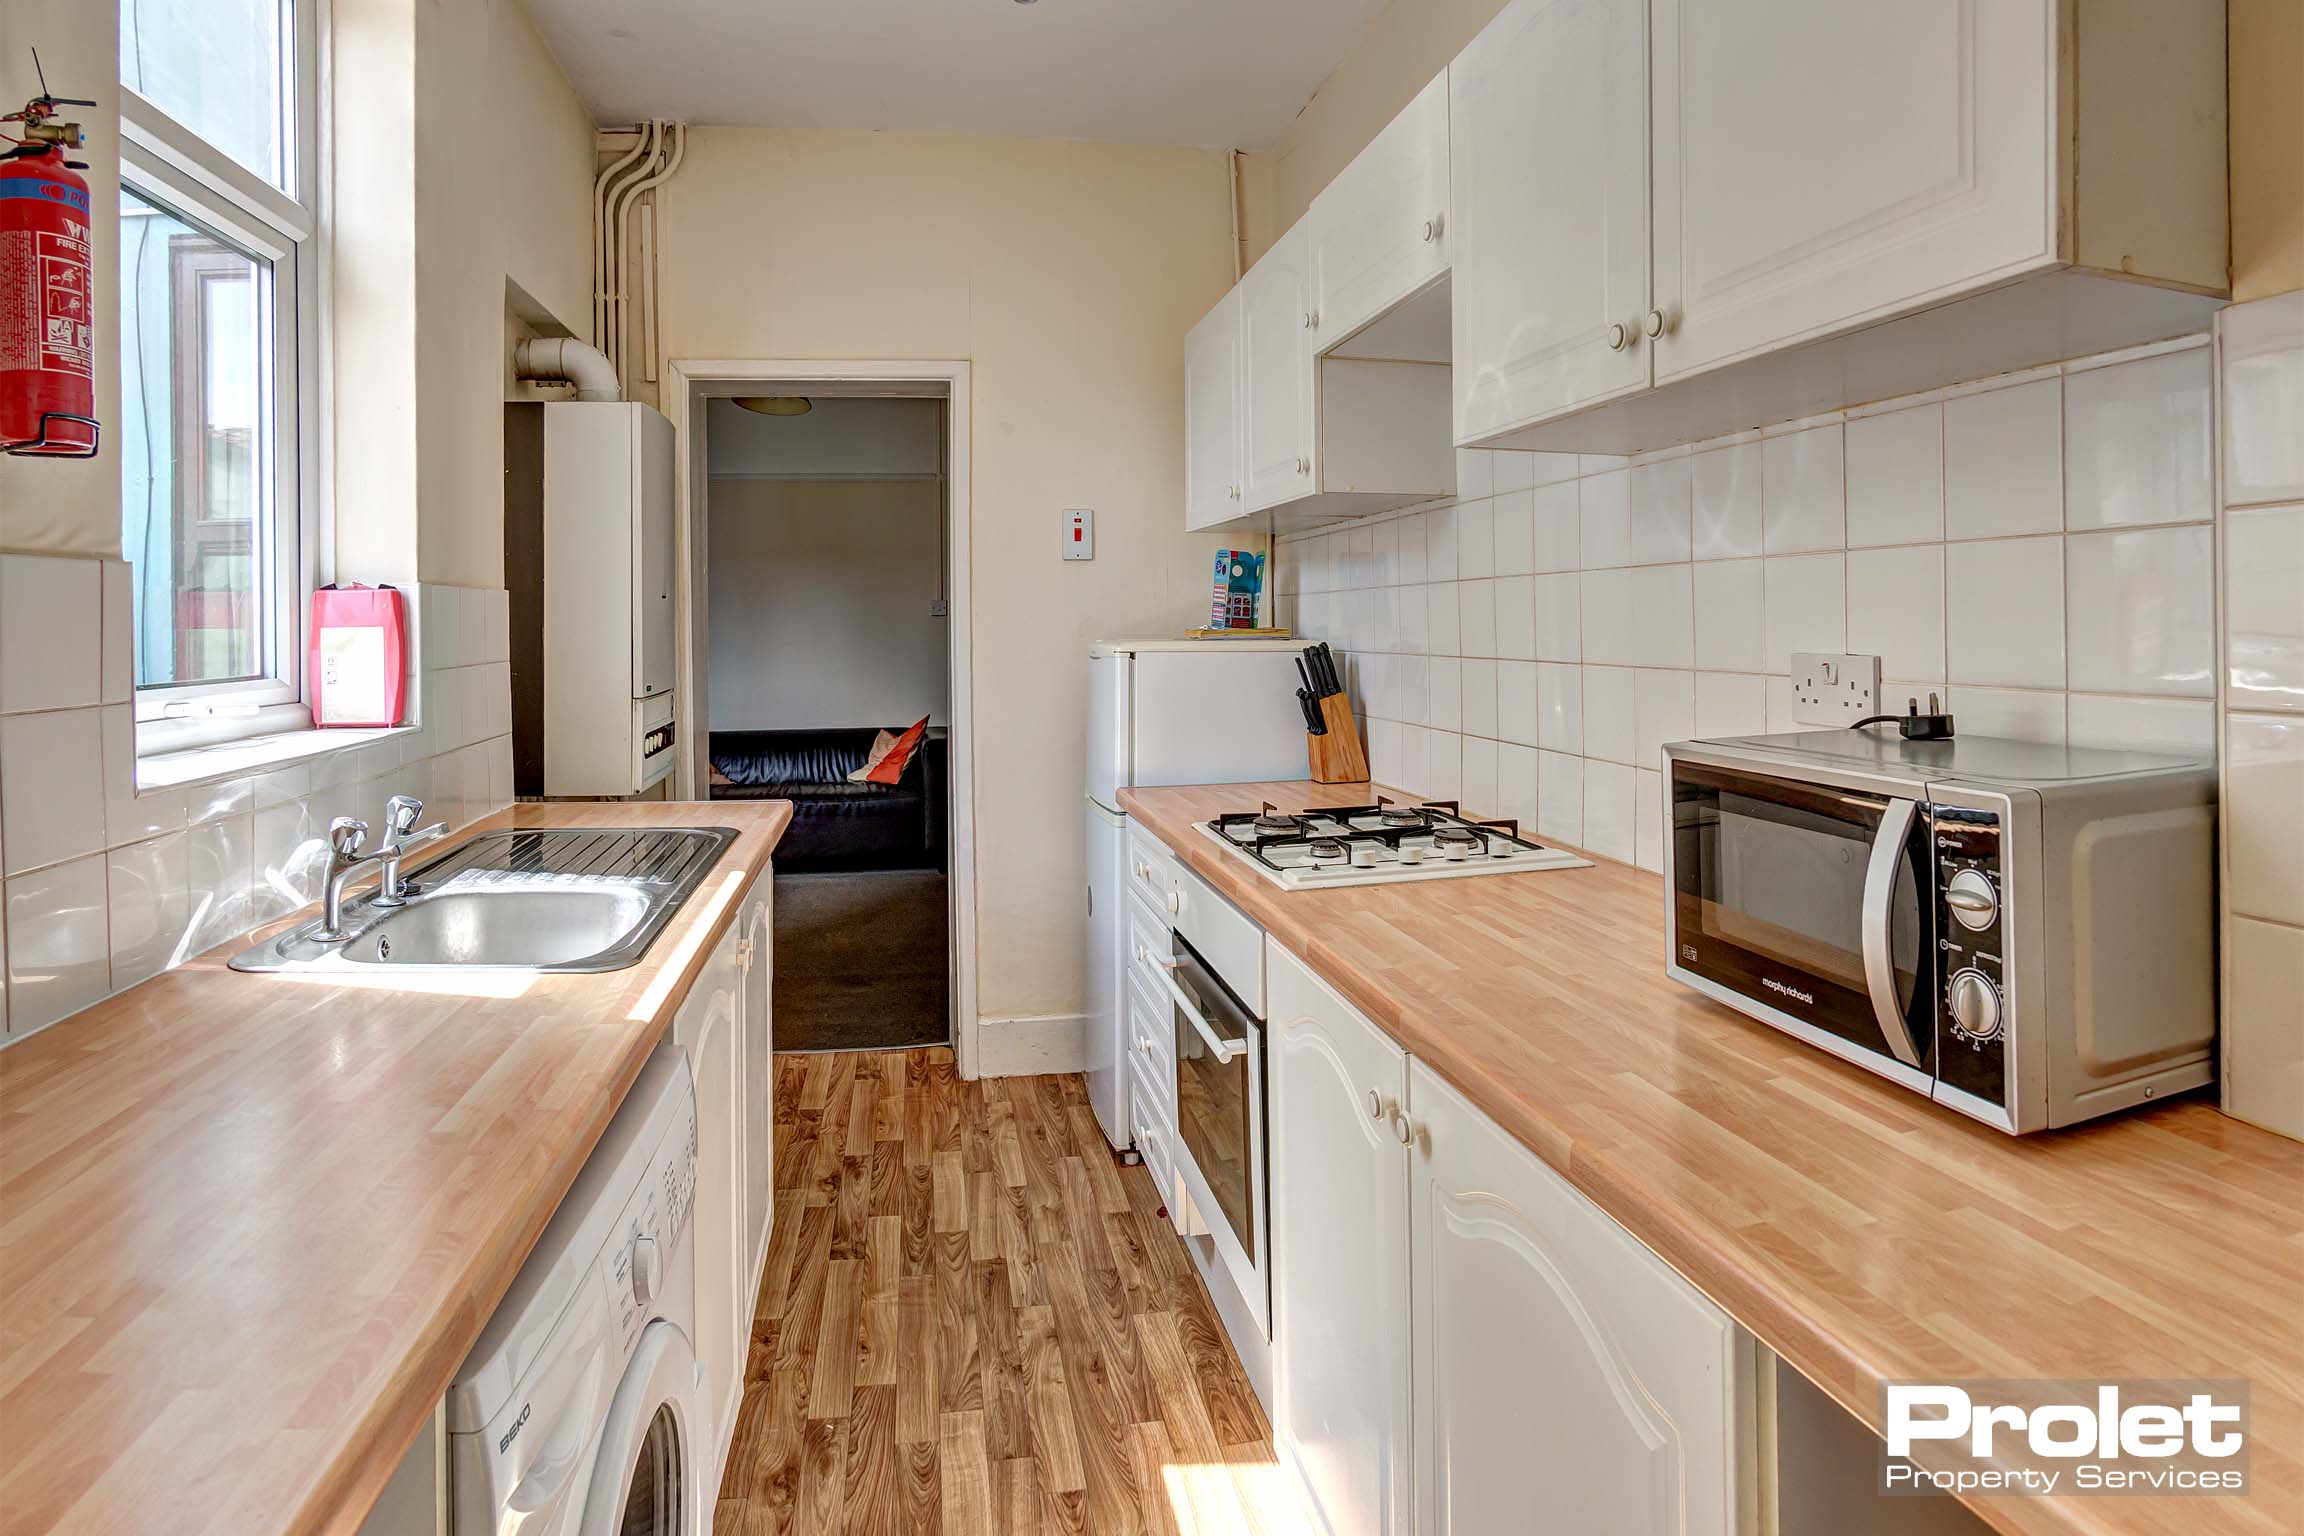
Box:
[1310,72,1451,356]
[1269,942,1412,1536]
[737,884,775,1290]
[1241,221,1318,513]
[1185,288,1245,530]
[673,910,747,1472]
[1448,0,1652,445]
[1407,1059,1753,1536]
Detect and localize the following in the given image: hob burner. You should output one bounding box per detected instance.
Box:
[1305,838,1349,865]
[1430,825,1485,857]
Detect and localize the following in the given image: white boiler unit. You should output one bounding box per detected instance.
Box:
[544,400,679,796]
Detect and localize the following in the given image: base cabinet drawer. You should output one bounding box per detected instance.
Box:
[1130,1072,1181,1234]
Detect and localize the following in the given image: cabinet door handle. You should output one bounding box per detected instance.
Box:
[1365,1087,1387,1121]
[1392,1111,1421,1147]
[1296,456,1310,475]
[1164,889,1183,915]
[1645,308,1668,339]
[1303,311,1314,329]
[1606,321,1628,352]
[1422,217,1440,243]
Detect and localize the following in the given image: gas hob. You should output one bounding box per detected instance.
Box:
[1198,799,1593,889]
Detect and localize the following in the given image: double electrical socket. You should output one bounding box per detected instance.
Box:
[1791,652,1882,727]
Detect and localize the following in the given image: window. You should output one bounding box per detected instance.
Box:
[117,0,317,733]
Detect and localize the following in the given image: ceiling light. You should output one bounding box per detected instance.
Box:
[733,396,813,416]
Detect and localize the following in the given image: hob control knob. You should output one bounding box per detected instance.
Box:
[630,1233,662,1307]
[1948,968,2003,1042]
[1945,867,1999,931]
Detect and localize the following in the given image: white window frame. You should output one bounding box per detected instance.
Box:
[117,0,325,751]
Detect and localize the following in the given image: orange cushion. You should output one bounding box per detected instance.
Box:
[845,729,901,783]
[863,716,931,786]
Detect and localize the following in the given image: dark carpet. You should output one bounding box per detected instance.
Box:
[774,869,950,1052]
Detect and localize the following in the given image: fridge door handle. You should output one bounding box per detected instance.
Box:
[1861,797,1924,1069]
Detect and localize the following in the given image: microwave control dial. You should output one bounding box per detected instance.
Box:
[1944,867,1999,932]
[1948,968,2003,1042]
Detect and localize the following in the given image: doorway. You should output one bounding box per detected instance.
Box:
[670,365,977,1065]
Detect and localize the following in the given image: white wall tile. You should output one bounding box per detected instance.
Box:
[1492,451,1535,495]
[2065,695,2215,756]
[1694,673,1769,738]
[4,855,109,1033]
[1426,506,1460,581]
[1459,579,1497,659]
[100,561,133,705]
[2066,525,2214,697]
[1633,767,1665,873]
[1762,553,1847,671]
[1460,736,1499,818]
[1424,730,1462,802]
[1460,658,1498,739]
[420,583,464,672]
[2228,714,2304,925]
[2065,347,2213,530]
[1497,743,1540,830]
[1396,725,1428,798]
[1532,574,1580,662]
[1630,564,1694,669]
[1945,536,2064,688]
[107,832,191,991]
[1945,377,2063,538]
[1368,718,1402,788]
[1579,469,1632,569]
[2223,916,2304,1140]
[1693,559,1766,673]
[1583,760,1635,862]
[2,707,106,874]
[1949,686,2066,745]
[1425,581,1460,657]
[1691,442,1765,560]
[1456,499,1495,580]
[1496,660,1538,746]
[1630,458,1692,565]
[1536,663,1583,754]
[1396,512,1429,585]
[186,773,256,827]
[2225,504,2304,713]
[1580,569,1635,666]
[187,812,256,957]
[0,555,103,713]
[102,705,186,847]
[1530,481,1581,573]
[2220,290,2304,506]
[1846,545,1947,683]
[1371,521,1400,588]
[1537,749,1583,845]
[1583,666,1635,765]
[1633,669,1695,769]
[1394,655,1428,724]
[1368,586,1398,653]
[1761,425,1846,554]
[1493,576,1536,660]
[1492,490,1535,576]
[1425,656,1461,733]
[1527,452,1581,487]
[1845,405,1943,549]
[1453,450,1494,502]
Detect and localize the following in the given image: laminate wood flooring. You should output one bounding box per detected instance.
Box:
[714,1049,1306,1535]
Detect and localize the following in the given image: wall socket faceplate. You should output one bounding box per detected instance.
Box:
[1791,652,1882,727]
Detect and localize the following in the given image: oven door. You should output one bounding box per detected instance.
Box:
[1666,753,1936,1087]
[1155,930,1269,1333]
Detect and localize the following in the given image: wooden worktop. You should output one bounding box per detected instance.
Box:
[1119,781,2304,1536]
[0,800,790,1536]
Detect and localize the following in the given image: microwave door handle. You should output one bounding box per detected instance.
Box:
[1156,966,1248,1064]
[1862,796,1924,1069]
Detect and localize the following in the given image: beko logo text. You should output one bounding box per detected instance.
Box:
[498,1402,531,1454]
[1762,977,1814,1006]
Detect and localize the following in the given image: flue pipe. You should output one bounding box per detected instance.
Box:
[611,121,687,386]
[602,120,668,387]
[515,337,622,402]
[591,123,654,355]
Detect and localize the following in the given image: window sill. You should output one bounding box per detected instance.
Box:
[135,724,415,794]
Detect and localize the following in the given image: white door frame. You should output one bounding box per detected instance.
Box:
[666,358,980,1079]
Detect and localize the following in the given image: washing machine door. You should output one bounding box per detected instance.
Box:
[578,1320,705,1536]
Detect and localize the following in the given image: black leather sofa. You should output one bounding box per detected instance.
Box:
[708,728,946,873]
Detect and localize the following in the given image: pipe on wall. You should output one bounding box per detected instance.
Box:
[514,337,622,402]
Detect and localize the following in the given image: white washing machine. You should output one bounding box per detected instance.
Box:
[448,1045,708,1536]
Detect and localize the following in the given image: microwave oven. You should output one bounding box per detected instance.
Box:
[1662,731,2216,1133]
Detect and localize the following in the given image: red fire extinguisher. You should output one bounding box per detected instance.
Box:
[2,64,99,457]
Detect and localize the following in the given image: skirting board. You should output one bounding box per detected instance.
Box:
[974,1013,1087,1077]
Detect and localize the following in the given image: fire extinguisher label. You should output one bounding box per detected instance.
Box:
[1,227,92,377]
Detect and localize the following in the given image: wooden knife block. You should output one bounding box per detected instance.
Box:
[1307,693,1370,784]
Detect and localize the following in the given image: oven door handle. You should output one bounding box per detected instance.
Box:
[1861,796,1924,1069]
[1156,966,1248,1064]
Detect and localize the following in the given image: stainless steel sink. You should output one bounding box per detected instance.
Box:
[229,826,739,973]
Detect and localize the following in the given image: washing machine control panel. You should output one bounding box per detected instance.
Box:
[601,1099,698,1354]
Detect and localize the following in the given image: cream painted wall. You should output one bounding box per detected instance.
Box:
[655,128,1244,1025]
[1239,0,1509,263]
[0,0,121,556]
[2231,0,2302,302]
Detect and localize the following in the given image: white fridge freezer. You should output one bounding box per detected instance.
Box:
[1084,640,1311,1152]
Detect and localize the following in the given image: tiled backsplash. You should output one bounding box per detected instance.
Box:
[1275,337,2219,875]
[2215,292,2304,1142]
[0,567,513,1039]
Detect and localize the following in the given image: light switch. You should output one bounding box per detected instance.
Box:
[1063,508,1094,561]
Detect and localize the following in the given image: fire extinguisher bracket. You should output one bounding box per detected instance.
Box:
[3,410,99,457]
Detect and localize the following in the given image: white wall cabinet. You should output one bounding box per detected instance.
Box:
[1269,943,1413,1536]
[1185,289,1244,530]
[1310,72,1451,360]
[1241,222,1319,513]
[1407,1059,1752,1536]
[1449,0,2226,453]
[1448,0,1651,443]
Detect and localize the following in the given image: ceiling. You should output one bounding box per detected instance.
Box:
[522,0,1389,150]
